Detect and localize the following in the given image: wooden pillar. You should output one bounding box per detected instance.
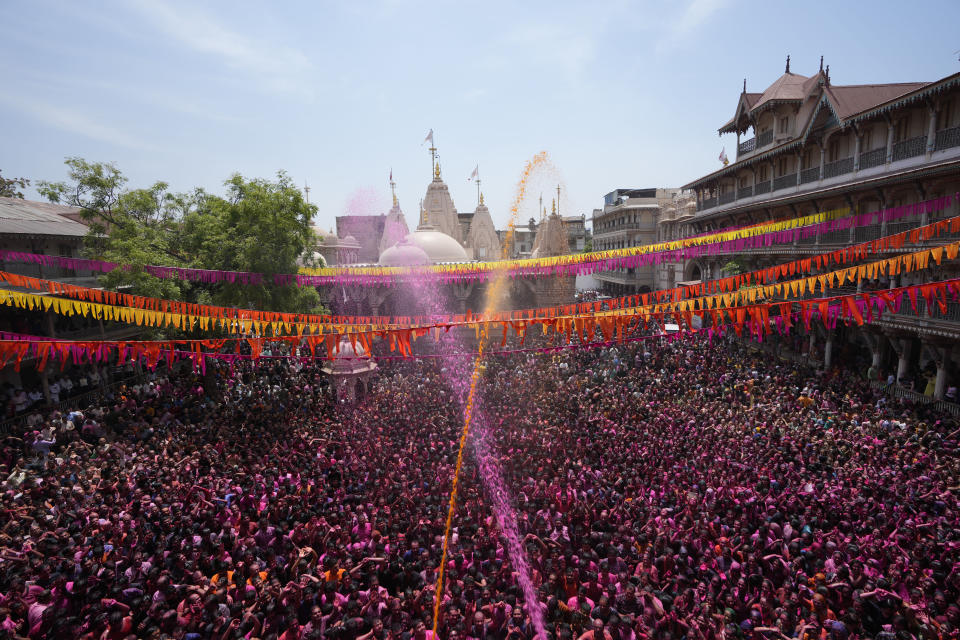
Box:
[824,331,834,369]
[885,120,895,164]
[934,346,951,401]
[926,105,938,154]
[853,132,862,171]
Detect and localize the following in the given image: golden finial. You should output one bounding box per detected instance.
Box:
[393,192,398,207]
[434,161,441,179]
[479,192,484,205]
[551,198,556,215]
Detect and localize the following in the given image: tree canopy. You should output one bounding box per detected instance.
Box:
[38,158,323,316]
[0,170,30,199]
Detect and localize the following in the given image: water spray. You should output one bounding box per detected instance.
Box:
[431,152,551,640]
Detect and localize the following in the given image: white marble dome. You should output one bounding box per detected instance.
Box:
[335,337,366,359]
[405,229,469,263]
[324,336,377,378]
[378,237,431,267]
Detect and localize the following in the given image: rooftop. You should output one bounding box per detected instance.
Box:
[0,197,89,237]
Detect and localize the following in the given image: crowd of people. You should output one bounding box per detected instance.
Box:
[0,333,958,640]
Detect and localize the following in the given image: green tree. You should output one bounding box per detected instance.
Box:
[722,259,745,276]
[39,158,324,317]
[581,236,593,253]
[39,158,190,301]
[183,172,321,313]
[0,170,31,198]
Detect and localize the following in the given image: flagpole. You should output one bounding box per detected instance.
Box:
[476,176,481,207]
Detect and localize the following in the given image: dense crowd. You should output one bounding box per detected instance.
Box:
[1,334,958,640]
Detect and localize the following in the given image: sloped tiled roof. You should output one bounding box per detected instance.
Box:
[824,82,930,119]
[0,197,88,236]
[719,92,763,133]
[752,72,809,111]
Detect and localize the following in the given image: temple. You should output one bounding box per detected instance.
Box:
[313,140,576,316]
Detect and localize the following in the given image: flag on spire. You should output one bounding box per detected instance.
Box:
[422,129,434,146]
[389,168,393,181]
[719,147,729,166]
[468,165,479,182]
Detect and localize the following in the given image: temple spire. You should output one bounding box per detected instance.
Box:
[424,129,438,181]
[389,170,397,207]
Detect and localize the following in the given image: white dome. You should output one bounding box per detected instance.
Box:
[335,337,367,359]
[378,237,430,266]
[323,337,377,377]
[406,229,469,263]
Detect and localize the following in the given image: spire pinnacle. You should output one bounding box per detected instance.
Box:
[743,78,746,93]
[785,54,790,74]
[551,198,556,215]
[479,192,484,205]
[418,198,434,230]
[389,171,397,207]
[434,161,441,180]
[819,55,824,73]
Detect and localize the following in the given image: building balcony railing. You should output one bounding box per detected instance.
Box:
[890,297,960,324]
[859,148,886,170]
[773,174,797,191]
[595,271,651,285]
[886,220,923,236]
[700,197,717,211]
[719,191,736,205]
[737,186,753,200]
[819,229,851,244]
[892,136,926,162]
[593,222,656,237]
[754,181,771,195]
[799,166,820,184]
[935,126,960,151]
[757,129,774,148]
[853,225,883,242]
[823,156,854,179]
[738,137,756,156]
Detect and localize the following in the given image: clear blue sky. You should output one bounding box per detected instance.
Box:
[2,0,958,232]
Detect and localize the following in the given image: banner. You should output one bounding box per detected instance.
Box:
[0,195,952,288]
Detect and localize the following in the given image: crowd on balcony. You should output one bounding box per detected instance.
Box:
[0,335,958,640]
